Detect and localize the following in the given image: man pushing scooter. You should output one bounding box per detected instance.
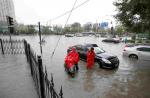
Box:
[64,47,79,77]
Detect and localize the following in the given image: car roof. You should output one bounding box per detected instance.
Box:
[133,45,150,48]
[84,44,98,47]
[74,44,98,48]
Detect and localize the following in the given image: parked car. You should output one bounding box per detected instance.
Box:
[75,33,83,37]
[123,45,150,60]
[65,34,74,37]
[67,44,119,69]
[95,34,100,37]
[102,38,120,43]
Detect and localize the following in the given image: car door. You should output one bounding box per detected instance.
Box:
[77,46,87,60]
[137,47,150,60]
[82,47,88,60]
[76,46,85,60]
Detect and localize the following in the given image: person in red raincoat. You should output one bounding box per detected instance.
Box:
[86,47,95,69]
[65,47,79,71]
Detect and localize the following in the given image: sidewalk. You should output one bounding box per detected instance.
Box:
[0,55,38,98]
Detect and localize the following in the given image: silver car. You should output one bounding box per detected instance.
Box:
[123,45,150,60]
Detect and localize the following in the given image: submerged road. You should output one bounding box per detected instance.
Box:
[0,55,38,98]
[0,35,150,98]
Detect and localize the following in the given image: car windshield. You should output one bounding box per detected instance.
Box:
[94,47,105,54]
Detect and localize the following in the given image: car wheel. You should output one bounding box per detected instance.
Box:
[98,61,103,68]
[114,63,119,69]
[129,54,138,59]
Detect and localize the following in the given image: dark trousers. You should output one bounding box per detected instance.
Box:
[75,63,79,71]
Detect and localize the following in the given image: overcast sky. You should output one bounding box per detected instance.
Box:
[13,0,117,26]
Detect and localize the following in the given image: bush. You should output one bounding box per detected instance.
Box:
[127,40,135,43]
[136,39,142,43]
[144,40,150,43]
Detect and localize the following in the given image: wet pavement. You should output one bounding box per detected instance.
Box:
[1,35,150,98]
[0,55,38,98]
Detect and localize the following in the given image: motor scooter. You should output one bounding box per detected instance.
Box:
[64,56,76,77]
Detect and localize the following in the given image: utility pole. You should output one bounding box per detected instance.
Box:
[78,23,79,33]
[38,22,42,55]
[96,19,98,33]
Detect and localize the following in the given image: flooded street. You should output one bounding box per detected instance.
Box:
[1,35,150,98]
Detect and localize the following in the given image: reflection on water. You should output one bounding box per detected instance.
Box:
[1,35,150,98]
[83,70,95,92]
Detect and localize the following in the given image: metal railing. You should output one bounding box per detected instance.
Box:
[0,38,63,98]
[0,38,24,54]
[24,40,63,98]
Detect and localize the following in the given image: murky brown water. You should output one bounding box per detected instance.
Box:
[1,35,150,98]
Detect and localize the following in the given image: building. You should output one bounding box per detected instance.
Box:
[0,0,15,33]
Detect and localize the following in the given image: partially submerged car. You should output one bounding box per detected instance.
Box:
[102,38,120,43]
[67,44,119,69]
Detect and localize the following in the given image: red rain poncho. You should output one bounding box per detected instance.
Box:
[86,50,95,69]
[65,48,79,69]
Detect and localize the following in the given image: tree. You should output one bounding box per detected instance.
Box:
[115,25,126,35]
[84,22,92,32]
[16,24,28,34]
[53,25,63,34]
[114,0,150,35]
[71,22,81,33]
[42,26,51,34]
[98,28,108,33]
[27,25,36,34]
[92,23,98,32]
[64,26,71,33]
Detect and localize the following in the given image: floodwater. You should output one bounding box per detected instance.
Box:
[1,35,150,98]
[0,53,38,98]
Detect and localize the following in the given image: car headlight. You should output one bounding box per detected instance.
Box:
[102,58,111,64]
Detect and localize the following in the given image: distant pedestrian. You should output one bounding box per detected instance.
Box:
[86,47,95,69]
[124,36,127,43]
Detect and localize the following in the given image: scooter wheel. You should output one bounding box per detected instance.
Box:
[70,73,75,78]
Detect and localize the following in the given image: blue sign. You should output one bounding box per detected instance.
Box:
[99,22,108,28]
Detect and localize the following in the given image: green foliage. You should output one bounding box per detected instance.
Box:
[64,26,71,33]
[114,0,150,33]
[98,28,108,33]
[92,23,98,32]
[127,40,135,43]
[16,24,28,34]
[71,22,81,33]
[42,26,51,34]
[64,22,82,33]
[15,24,37,34]
[53,25,63,34]
[27,25,36,34]
[115,25,126,35]
[83,23,92,32]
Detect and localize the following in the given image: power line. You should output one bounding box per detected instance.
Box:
[64,0,78,27]
[51,0,78,58]
[46,0,90,24]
